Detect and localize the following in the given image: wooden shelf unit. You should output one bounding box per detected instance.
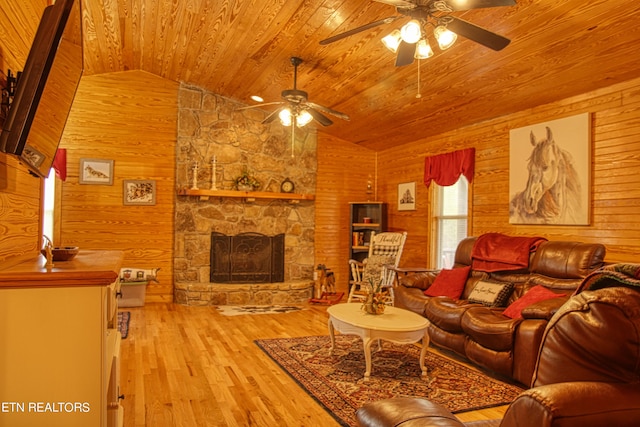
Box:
[349,202,387,263]
[0,250,124,427]
[348,202,387,295]
[177,188,315,202]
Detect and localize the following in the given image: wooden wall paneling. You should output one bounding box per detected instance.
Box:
[0,0,47,266]
[0,0,45,75]
[0,155,42,265]
[315,132,375,294]
[58,70,178,301]
[378,77,640,265]
[377,151,430,268]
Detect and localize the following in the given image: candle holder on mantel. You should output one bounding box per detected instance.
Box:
[210,156,225,190]
[191,162,199,190]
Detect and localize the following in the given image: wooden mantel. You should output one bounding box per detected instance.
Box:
[177,188,315,202]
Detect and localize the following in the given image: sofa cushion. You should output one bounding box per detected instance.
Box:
[398,270,440,290]
[468,280,514,307]
[503,285,566,319]
[462,307,521,352]
[425,296,481,333]
[530,241,606,279]
[424,266,470,299]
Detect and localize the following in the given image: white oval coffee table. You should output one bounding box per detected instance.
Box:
[327,303,430,380]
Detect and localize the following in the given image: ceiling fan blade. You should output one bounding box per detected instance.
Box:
[445,0,516,11]
[447,16,511,51]
[320,16,400,45]
[306,108,333,127]
[395,41,416,67]
[235,101,284,111]
[262,107,285,125]
[372,0,416,8]
[306,101,350,121]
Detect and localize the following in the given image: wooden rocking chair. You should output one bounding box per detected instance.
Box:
[347,231,407,305]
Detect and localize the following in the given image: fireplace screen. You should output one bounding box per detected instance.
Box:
[210,232,285,283]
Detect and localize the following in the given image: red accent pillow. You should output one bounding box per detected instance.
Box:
[424,266,471,299]
[503,285,565,319]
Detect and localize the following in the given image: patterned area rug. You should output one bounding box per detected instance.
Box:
[216,305,305,316]
[118,311,130,339]
[255,335,523,427]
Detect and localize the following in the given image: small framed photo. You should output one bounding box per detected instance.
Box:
[123,180,156,206]
[398,182,416,211]
[22,145,46,168]
[79,158,114,185]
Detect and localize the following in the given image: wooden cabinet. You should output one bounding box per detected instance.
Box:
[0,250,124,427]
[349,202,387,263]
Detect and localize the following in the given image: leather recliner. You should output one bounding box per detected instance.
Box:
[355,281,640,427]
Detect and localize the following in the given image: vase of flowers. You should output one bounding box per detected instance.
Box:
[362,278,390,315]
[234,167,261,191]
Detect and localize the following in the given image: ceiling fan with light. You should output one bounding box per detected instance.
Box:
[242,56,349,128]
[236,56,349,155]
[320,0,516,67]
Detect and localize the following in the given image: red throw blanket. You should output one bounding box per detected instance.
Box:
[471,233,547,272]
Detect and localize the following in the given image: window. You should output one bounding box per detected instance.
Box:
[42,169,56,240]
[431,176,469,269]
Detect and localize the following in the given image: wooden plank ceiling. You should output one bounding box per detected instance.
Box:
[76,0,640,150]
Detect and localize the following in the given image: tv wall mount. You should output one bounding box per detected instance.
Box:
[1,69,21,115]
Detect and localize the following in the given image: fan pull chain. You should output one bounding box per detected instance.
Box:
[291,117,296,157]
[416,60,422,99]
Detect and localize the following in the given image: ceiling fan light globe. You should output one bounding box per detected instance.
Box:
[381,29,402,53]
[297,110,313,127]
[434,25,457,50]
[415,39,434,59]
[400,20,422,44]
[279,108,292,126]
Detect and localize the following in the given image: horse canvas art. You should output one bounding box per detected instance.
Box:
[509,114,590,225]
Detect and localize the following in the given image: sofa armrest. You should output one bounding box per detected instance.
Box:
[356,397,467,427]
[398,270,440,291]
[501,382,640,427]
[521,296,569,320]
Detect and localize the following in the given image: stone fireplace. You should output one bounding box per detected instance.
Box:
[173,85,315,306]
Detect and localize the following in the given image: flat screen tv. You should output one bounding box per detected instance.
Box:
[0,0,83,178]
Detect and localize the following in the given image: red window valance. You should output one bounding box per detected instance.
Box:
[52,148,67,181]
[424,147,475,187]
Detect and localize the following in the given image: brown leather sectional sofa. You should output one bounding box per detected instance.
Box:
[357,281,640,427]
[395,234,606,386]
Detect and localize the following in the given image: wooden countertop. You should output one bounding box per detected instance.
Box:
[0,250,124,288]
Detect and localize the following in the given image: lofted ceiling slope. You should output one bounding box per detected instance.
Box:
[75,0,640,150]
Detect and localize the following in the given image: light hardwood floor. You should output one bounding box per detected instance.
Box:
[120,303,508,426]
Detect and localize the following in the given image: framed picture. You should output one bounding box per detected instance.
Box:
[509,113,590,225]
[22,145,46,168]
[123,180,156,206]
[398,182,416,211]
[79,158,114,185]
